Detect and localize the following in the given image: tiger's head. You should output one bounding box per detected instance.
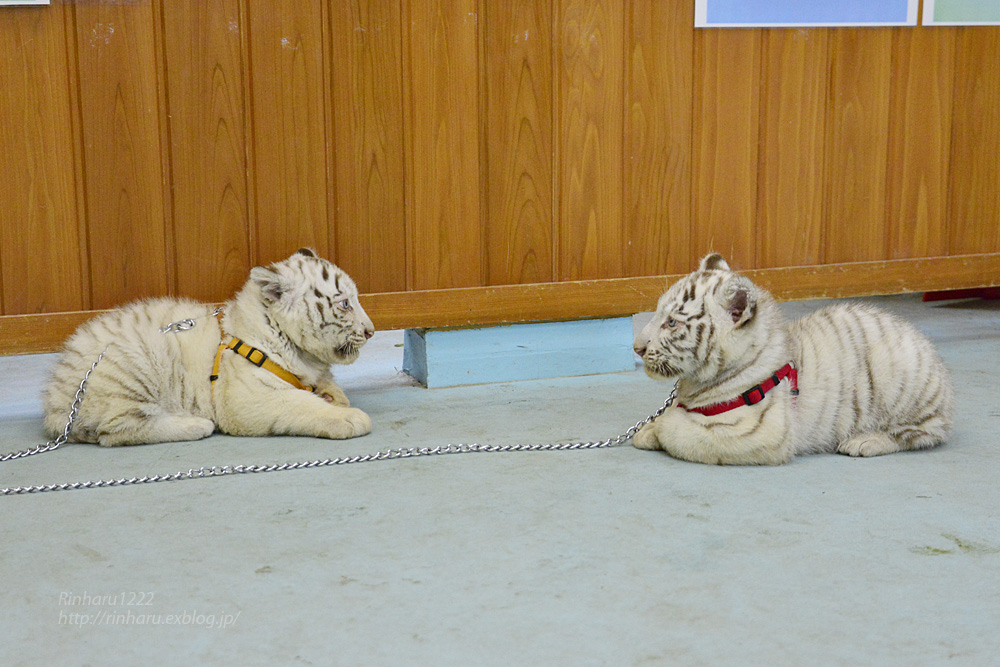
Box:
[250,249,374,365]
[633,253,765,382]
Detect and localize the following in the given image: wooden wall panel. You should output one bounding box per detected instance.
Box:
[886,27,955,259]
[823,29,893,264]
[624,0,693,277]
[161,0,251,302]
[692,29,760,270]
[329,0,407,294]
[757,29,828,268]
[949,29,1000,255]
[10,253,1000,355]
[2,4,1000,346]
[247,0,332,264]
[556,0,625,281]
[73,2,169,309]
[404,0,483,290]
[482,0,554,286]
[0,7,88,315]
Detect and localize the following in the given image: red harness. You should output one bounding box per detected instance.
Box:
[678,363,798,416]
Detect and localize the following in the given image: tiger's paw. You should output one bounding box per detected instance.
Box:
[633,423,662,451]
[316,385,350,407]
[322,407,372,439]
[837,432,900,457]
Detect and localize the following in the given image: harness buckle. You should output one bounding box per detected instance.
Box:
[741,385,766,405]
[247,348,268,367]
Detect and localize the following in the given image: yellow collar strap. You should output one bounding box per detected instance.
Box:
[211,337,314,393]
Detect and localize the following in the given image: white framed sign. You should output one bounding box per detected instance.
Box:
[924,0,1000,25]
[695,0,919,27]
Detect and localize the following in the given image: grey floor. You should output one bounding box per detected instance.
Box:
[1,295,998,666]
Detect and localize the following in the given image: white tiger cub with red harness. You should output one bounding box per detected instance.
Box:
[43,249,374,446]
[632,254,953,465]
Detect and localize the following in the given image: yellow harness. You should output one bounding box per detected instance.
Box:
[210,313,313,393]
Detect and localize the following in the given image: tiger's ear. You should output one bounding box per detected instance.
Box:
[251,266,291,303]
[699,253,730,272]
[724,277,757,327]
[294,247,317,258]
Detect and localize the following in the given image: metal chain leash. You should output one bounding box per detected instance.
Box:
[0,348,108,464]
[0,347,677,495]
[157,306,223,335]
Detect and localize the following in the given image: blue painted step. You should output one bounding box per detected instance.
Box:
[403,317,637,388]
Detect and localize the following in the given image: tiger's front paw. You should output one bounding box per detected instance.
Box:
[316,385,350,407]
[632,422,661,450]
[324,407,372,439]
[837,432,899,457]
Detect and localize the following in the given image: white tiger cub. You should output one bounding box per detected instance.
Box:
[632,254,954,465]
[43,249,375,446]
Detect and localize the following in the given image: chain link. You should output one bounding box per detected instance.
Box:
[158,306,224,334]
[1,348,676,496]
[0,348,107,464]
[158,319,196,334]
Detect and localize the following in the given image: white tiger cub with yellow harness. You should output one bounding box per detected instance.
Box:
[43,249,374,446]
[633,254,954,465]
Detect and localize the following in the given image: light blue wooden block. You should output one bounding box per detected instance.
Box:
[402,318,636,388]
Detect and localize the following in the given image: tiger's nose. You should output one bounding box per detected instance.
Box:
[634,343,647,357]
[364,327,374,340]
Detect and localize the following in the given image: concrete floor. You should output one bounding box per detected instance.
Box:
[1,295,998,666]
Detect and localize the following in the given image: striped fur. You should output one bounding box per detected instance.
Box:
[43,249,375,446]
[632,254,954,465]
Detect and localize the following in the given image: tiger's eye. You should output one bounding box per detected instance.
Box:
[663,317,677,329]
[339,299,352,311]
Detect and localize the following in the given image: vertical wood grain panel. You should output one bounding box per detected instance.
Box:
[151,0,178,298]
[482,0,553,285]
[757,28,828,268]
[73,2,169,309]
[823,29,892,264]
[624,0,693,277]
[3,5,1000,333]
[161,0,251,301]
[692,29,760,270]
[329,0,407,293]
[556,0,624,281]
[404,0,483,290]
[949,29,1000,255]
[247,0,331,265]
[0,7,88,315]
[887,27,955,259]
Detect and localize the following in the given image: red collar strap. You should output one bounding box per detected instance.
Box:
[678,363,798,416]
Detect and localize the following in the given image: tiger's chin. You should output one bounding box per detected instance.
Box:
[643,360,681,380]
[329,341,363,365]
